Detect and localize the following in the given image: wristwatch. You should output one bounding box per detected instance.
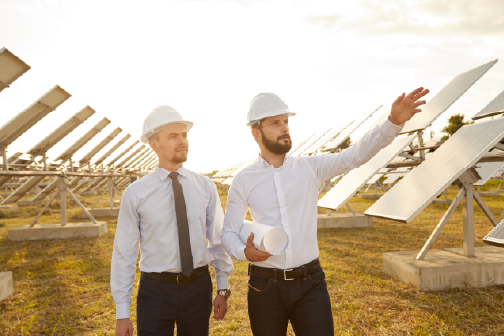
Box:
[217,289,232,299]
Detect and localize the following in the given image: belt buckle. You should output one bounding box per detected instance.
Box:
[283,269,294,280]
[177,274,183,284]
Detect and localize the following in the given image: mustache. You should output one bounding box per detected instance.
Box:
[277,134,291,141]
[175,146,188,151]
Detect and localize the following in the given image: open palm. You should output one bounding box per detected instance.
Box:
[389,87,429,125]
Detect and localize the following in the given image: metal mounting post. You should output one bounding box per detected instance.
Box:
[2,148,8,171]
[42,152,48,171]
[417,130,425,160]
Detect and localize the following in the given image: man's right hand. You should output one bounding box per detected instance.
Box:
[245,232,272,262]
[116,318,134,336]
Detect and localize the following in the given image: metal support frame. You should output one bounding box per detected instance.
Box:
[416,168,496,260]
[30,176,97,227]
[2,148,7,170]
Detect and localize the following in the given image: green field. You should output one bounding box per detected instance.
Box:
[0,186,503,335]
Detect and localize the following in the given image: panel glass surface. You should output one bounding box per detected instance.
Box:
[288,133,315,155]
[365,117,504,223]
[0,47,30,92]
[401,60,497,134]
[303,124,349,155]
[318,135,416,210]
[475,161,504,186]
[324,106,382,150]
[292,128,330,156]
[473,89,504,120]
[484,219,504,247]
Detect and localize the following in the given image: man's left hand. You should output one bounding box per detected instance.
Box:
[213,294,228,320]
[389,87,430,125]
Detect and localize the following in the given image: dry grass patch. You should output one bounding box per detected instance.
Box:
[0,187,503,335]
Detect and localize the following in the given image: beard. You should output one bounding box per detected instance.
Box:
[260,129,292,155]
[164,146,188,164]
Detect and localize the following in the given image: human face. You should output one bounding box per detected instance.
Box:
[255,114,292,155]
[149,123,189,164]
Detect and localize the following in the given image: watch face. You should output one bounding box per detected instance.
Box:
[218,289,231,298]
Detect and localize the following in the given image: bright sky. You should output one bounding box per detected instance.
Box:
[1,0,503,173]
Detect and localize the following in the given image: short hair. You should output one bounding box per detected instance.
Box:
[251,118,266,130]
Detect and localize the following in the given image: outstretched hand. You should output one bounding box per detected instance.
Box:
[389,87,430,125]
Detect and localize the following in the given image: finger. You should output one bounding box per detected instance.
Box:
[413,88,429,101]
[413,109,422,113]
[246,233,254,246]
[221,306,228,319]
[413,100,427,108]
[213,300,219,318]
[392,93,405,106]
[405,87,423,99]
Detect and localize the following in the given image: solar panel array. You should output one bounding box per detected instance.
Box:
[472,89,504,120]
[484,219,504,247]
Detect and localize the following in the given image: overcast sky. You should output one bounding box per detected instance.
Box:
[1,0,503,173]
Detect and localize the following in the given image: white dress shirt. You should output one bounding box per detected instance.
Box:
[221,119,403,269]
[111,166,234,319]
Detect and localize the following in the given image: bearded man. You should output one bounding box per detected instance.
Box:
[111,105,234,336]
[221,90,429,335]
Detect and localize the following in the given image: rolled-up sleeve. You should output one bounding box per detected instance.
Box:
[206,180,234,290]
[221,177,249,262]
[111,186,140,319]
[305,118,404,184]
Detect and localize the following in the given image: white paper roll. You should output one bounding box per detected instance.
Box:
[239,220,288,255]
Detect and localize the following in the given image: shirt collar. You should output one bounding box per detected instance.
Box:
[154,165,188,181]
[256,154,290,169]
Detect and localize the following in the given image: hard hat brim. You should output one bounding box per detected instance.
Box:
[246,112,296,127]
[141,120,194,143]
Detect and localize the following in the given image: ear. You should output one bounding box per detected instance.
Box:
[251,128,261,142]
[149,139,159,153]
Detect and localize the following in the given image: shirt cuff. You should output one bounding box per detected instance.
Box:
[115,302,131,319]
[385,117,404,135]
[216,275,229,290]
[236,245,248,262]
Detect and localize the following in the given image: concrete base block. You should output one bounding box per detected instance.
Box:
[8,222,107,241]
[78,191,97,195]
[81,208,119,218]
[17,200,43,207]
[0,272,13,302]
[479,192,501,197]
[501,210,504,220]
[432,199,452,204]
[317,213,372,229]
[114,200,120,207]
[383,246,504,291]
[0,204,18,210]
[357,194,383,200]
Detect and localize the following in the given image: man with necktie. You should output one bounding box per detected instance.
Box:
[111,105,234,336]
[221,89,429,335]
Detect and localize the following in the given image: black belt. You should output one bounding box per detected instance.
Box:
[141,265,209,284]
[248,259,321,281]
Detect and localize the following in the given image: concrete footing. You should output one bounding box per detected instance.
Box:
[81,208,119,218]
[17,200,43,207]
[114,200,120,207]
[479,192,501,197]
[317,213,372,229]
[8,222,107,241]
[357,194,383,200]
[432,199,452,204]
[0,272,13,302]
[383,246,504,291]
[501,210,504,219]
[0,204,18,210]
[78,191,98,195]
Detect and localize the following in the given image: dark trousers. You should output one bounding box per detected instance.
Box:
[247,266,334,336]
[137,271,213,336]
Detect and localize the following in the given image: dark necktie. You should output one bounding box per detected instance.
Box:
[169,172,194,277]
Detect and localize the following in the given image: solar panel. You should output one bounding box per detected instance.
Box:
[473,89,504,120]
[26,106,95,157]
[401,59,498,134]
[303,124,349,156]
[288,133,315,155]
[365,117,504,223]
[94,134,131,166]
[324,105,382,151]
[318,135,416,210]
[292,129,330,156]
[116,144,146,168]
[55,118,111,162]
[0,47,31,93]
[0,85,71,151]
[78,127,122,164]
[475,158,503,186]
[382,167,409,184]
[484,219,504,247]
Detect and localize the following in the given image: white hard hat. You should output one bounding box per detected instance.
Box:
[246,92,296,127]
[141,105,193,143]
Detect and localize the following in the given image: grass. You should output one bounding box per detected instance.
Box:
[0,186,503,335]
